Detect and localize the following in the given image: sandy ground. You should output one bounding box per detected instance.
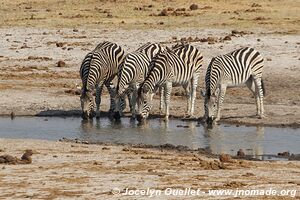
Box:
[0,27,299,127]
[0,1,299,199]
[0,138,299,200]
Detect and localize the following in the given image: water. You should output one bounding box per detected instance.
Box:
[0,117,299,160]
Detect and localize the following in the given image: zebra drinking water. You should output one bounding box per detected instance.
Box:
[80,41,125,119]
[203,47,265,125]
[114,43,163,120]
[137,43,203,122]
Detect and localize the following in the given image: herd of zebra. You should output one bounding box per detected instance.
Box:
[79,41,265,125]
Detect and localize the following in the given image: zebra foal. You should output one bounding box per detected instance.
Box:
[137,43,203,122]
[203,47,265,125]
[80,41,125,119]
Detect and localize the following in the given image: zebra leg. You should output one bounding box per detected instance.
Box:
[164,82,172,121]
[246,77,260,116]
[216,84,227,121]
[183,83,191,117]
[119,95,127,115]
[159,87,164,114]
[190,74,199,117]
[95,84,104,118]
[105,82,116,114]
[254,77,265,118]
[127,90,133,113]
[130,86,137,119]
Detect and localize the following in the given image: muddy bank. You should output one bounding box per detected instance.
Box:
[0,138,299,199]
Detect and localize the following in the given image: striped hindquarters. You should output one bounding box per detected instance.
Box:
[83,41,125,90]
[206,47,264,95]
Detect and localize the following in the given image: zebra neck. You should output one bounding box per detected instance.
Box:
[208,70,221,96]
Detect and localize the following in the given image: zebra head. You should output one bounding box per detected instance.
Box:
[80,87,95,119]
[203,88,219,126]
[136,84,153,123]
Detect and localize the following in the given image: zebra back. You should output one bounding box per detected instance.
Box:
[142,44,203,92]
[136,42,163,59]
[116,43,162,96]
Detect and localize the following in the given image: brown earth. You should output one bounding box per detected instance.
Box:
[0,27,299,127]
[0,139,299,199]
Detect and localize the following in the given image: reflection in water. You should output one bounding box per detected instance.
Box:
[204,125,265,158]
[0,117,299,160]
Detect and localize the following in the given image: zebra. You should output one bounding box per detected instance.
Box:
[136,43,203,122]
[80,41,125,119]
[114,43,163,120]
[202,47,265,125]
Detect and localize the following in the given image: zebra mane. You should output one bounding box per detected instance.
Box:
[206,57,216,98]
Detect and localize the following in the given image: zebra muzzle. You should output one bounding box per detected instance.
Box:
[206,117,214,125]
[113,111,121,120]
[136,114,145,123]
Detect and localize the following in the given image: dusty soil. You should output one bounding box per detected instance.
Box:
[0,0,299,127]
[0,27,299,127]
[0,139,299,199]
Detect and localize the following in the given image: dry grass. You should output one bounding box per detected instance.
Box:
[0,0,299,32]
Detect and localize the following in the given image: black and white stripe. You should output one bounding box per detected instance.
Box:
[137,43,203,122]
[80,41,125,119]
[114,43,163,119]
[203,47,265,124]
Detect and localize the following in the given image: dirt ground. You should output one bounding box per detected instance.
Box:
[0,139,299,199]
[0,0,299,127]
[0,27,299,126]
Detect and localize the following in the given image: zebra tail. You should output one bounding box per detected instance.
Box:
[261,79,266,97]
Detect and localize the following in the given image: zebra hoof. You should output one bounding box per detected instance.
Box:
[258,114,266,119]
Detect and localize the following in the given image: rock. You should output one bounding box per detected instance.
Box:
[57,60,66,67]
[237,149,245,157]
[254,17,266,20]
[219,154,231,162]
[56,42,64,47]
[278,151,290,157]
[190,4,198,10]
[158,9,168,16]
[176,8,186,11]
[223,35,231,41]
[20,149,33,164]
[202,6,212,9]
[251,3,262,7]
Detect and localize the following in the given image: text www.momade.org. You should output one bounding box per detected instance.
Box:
[111,187,297,198]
